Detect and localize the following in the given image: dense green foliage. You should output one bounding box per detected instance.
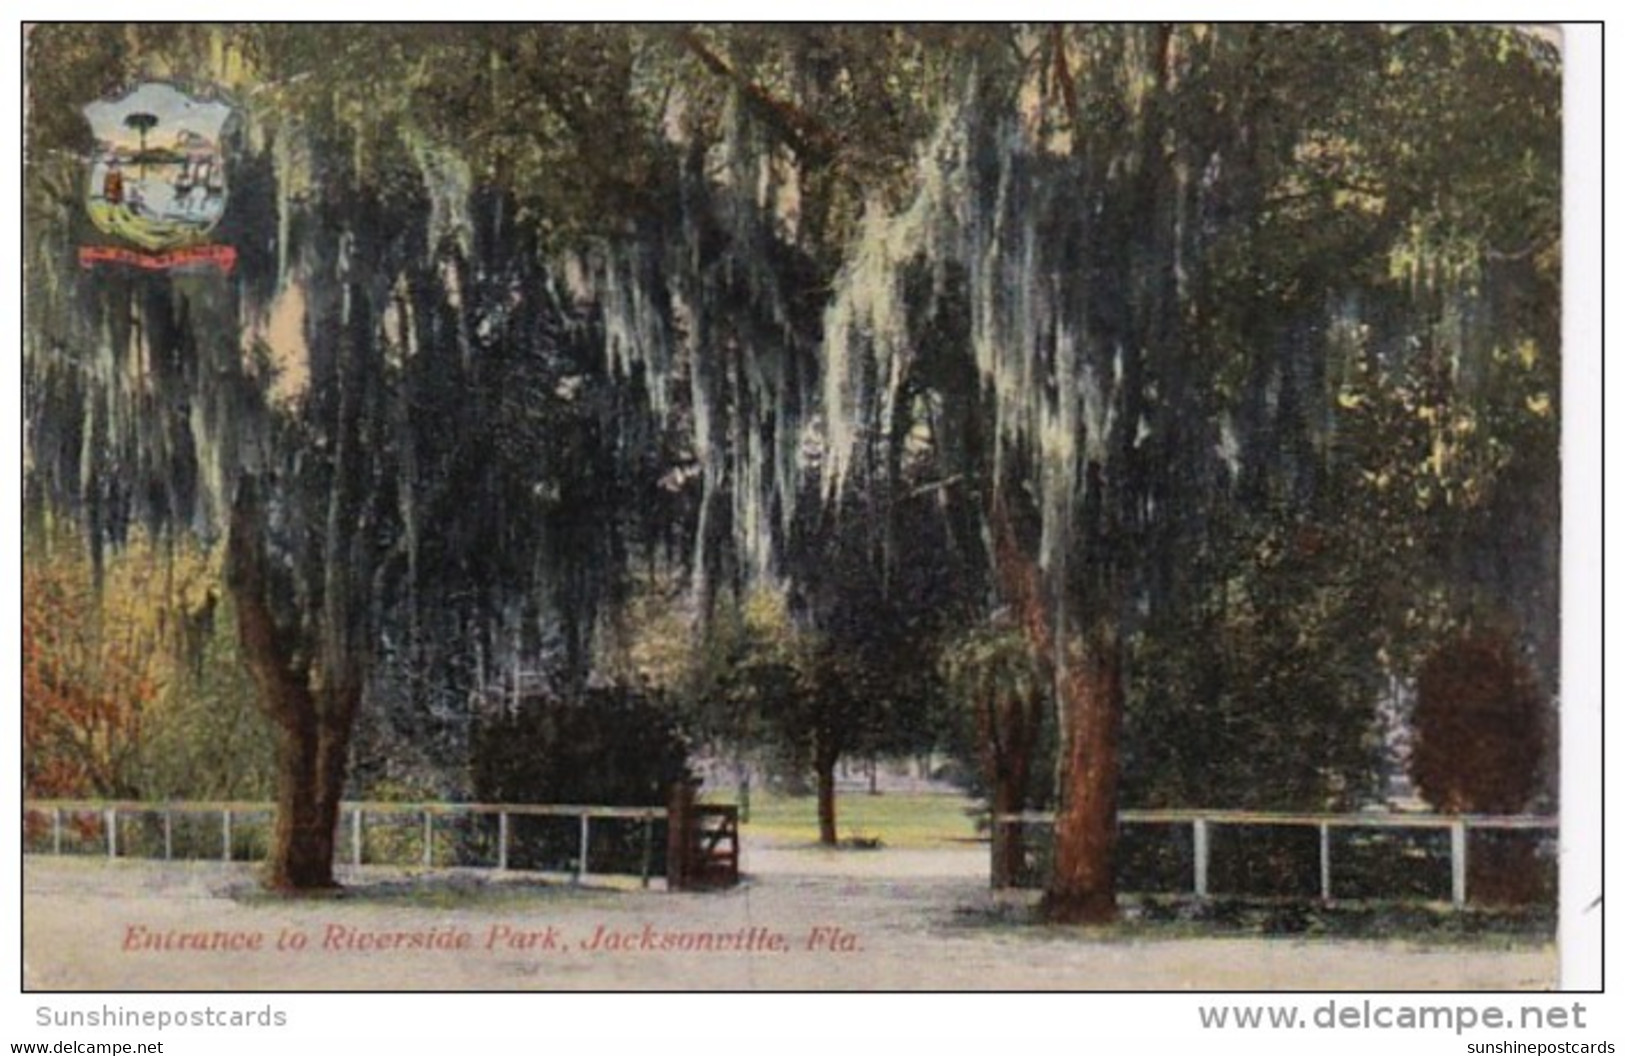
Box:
[473,684,692,807]
[23,26,1560,890]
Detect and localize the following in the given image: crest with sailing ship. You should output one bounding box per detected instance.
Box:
[80,82,237,272]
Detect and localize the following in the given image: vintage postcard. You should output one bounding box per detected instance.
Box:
[20,23,1585,997]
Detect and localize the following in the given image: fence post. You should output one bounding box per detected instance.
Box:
[640,814,653,889]
[1450,820,1468,908]
[423,811,434,868]
[667,782,695,891]
[1319,822,1331,901]
[1192,818,1209,898]
[498,812,509,871]
[352,808,364,867]
[164,810,174,861]
[576,814,590,884]
[106,808,117,859]
[52,808,62,856]
[990,817,1009,890]
[222,809,232,862]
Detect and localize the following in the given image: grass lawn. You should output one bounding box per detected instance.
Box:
[706,789,984,848]
[956,893,1556,945]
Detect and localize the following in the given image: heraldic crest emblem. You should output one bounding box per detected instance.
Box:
[80,81,237,271]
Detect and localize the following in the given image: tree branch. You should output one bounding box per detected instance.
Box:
[675,27,838,164]
[1050,24,1080,132]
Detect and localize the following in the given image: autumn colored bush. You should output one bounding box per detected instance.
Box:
[23,549,155,799]
[1411,627,1552,906]
[23,526,275,803]
[1411,628,1547,815]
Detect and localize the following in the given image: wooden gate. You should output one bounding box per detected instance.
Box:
[666,783,740,890]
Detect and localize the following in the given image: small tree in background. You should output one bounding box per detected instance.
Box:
[714,592,846,846]
[938,623,1045,886]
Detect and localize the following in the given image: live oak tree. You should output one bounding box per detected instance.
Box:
[809,24,1559,920]
[25,25,673,888]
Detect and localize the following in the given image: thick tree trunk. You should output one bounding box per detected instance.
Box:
[227,478,360,891]
[264,694,318,888]
[993,494,1122,919]
[1041,629,1123,924]
[267,682,359,890]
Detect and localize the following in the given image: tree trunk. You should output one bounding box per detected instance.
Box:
[987,692,1036,889]
[290,683,359,889]
[263,693,320,888]
[989,762,1024,889]
[993,493,1121,918]
[1041,628,1123,924]
[227,477,360,891]
[813,739,839,846]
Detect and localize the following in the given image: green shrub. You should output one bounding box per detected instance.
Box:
[472,682,691,874]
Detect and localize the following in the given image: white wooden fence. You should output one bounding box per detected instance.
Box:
[993,809,1558,907]
[22,799,666,888]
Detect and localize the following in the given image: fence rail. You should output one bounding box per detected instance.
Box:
[23,799,667,888]
[993,809,1559,907]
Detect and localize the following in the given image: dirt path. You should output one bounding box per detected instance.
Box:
[23,842,1556,990]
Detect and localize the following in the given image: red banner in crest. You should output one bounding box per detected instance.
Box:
[78,244,237,274]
